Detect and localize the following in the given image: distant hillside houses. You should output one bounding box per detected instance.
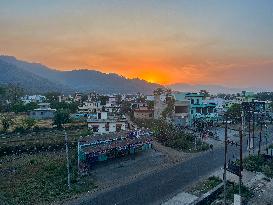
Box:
[21,95,46,104]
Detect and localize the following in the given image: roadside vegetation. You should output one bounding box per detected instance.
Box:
[134,119,209,152]
[190,176,253,205]
[216,182,253,205]
[190,176,222,196]
[243,154,273,178]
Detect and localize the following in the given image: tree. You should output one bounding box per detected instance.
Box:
[11,102,25,113]
[120,101,131,114]
[200,90,210,98]
[255,92,273,101]
[153,88,165,96]
[269,102,273,112]
[45,92,61,103]
[226,104,242,123]
[99,96,109,105]
[51,102,78,113]
[81,94,88,102]
[6,84,24,103]
[11,102,38,113]
[1,115,13,133]
[22,118,37,130]
[161,98,175,119]
[147,101,154,109]
[53,110,70,128]
[116,94,122,105]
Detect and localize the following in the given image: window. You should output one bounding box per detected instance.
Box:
[105,123,109,131]
[116,124,122,132]
[175,106,188,113]
[197,99,200,104]
[92,126,99,132]
[191,99,194,104]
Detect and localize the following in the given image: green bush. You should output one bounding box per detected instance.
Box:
[134,119,209,152]
[243,155,273,178]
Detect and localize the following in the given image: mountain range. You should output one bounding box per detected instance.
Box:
[167,83,269,94]
[0,55,161,94]
[0,55,268,95]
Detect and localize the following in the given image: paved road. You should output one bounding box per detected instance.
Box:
[68,128,273,205]
[68,147,235,205]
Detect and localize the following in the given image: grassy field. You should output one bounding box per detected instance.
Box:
[0,127,97,205]
[0,127,91,157]
[0,150,97,205]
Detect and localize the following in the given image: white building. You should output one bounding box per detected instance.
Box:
[108,95,117,105]
[21,95,46,104]
[172,93,190,126]
[146,95,155,101]
[87,112,127,134]
[29,103,56,120]
[78,101,103,113]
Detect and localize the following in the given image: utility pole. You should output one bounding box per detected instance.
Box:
[252,109,255,154]
[77,139,80,176]
[239,126,243,198]
[258,118,263,155]
[223,115,228,205]
[265,124,268,155]
[65,130,71,190]
[238,110,244,198]
[248,110,251,156]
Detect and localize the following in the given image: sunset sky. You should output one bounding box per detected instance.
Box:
[1,0,273,88]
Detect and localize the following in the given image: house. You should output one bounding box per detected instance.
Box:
[146,95,154,101]
[74,92,82,102]
[131,102,147,109]
[172,93,190,126]
[58,95,73,103]
[87,112,127,134]
[184,93,217,124]
[108,95,117,105]
[133,107,154,120]
[29,103,56,120]
[21,95,46,104]
[78,101,103,113]
[154,94,168,119]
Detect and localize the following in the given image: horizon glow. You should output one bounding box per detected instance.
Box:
[1,0,273,88]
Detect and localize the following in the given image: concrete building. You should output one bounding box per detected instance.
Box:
[87,112,127,134]
[58,95,73,103]
[108,95,117,105]
[21,95,46,104]
[172,93,190,126]
[78,101,103,113]
[74,92,82,102]
[133,107,154,120]
[146,95,155,101]
[154,94,168,119]
[29,103,56,120]
[184,93,217,124]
